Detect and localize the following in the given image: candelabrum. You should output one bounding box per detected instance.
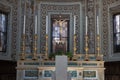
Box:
[20,34,26,60]
[73,34,77,60]
[32,34,38,60]
[84,35,89,61]
[96,35,101,61]
[44,34,48,60]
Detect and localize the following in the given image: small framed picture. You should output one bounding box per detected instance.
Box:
[83,70,98,79]
[23,70,38,79]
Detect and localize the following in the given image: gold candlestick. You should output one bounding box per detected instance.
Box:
[74,34,76,55]
[84,35,89,61]
[44,34,48,60]
[73,34,77,60]
[96,35,101,61]
[32,34,38,60]
[20,34,26,60]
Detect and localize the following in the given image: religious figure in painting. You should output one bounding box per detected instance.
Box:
[52,19,69,53]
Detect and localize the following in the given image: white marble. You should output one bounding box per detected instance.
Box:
[55,56,67,80]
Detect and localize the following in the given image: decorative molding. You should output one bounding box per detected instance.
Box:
[87,0,96,53]
[39,2,82,54]
[11,0,18,60]
[0,0,17,60]
[102,0,120,61]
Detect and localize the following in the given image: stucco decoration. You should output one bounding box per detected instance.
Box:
[39,2,81,54]
[102,0,119,56]
[102,0,120,61]
[87,0,95,54]
[0,0,18,60]
[24,0,34,54]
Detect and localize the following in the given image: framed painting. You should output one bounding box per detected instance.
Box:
[83,70,98,79]
[51,14,70,54]
[23,70,38,79]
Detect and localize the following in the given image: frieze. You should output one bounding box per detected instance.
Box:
[18,60,103,67]
[68,62,78,66]
[24,62,39,65]
[82,63,97,66]
[44,62,55,66]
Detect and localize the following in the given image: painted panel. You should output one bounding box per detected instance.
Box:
[68,70,77,78]
[24,70,38,79]
[83,70,97,79]
[43,70,52,78]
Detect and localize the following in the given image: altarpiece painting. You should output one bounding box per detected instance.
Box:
[51,15,69,54]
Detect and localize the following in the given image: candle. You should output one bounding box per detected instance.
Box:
[35,15,37,34]
[23,1,26,34]
[74,15,76,34]
[85,16,88,35]
[97,16,99,35]
[23,15,26,34]
[46,16,48,34]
